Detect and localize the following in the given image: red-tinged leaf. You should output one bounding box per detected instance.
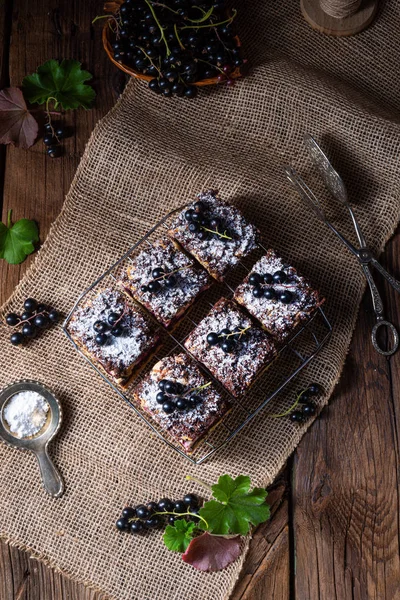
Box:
[182,532,241,572]
[0,87,39,149]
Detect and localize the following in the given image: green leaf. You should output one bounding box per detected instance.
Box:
[0,211,39,264]
[22,59,96,110]
[198,474,270,536]
[163,519,196,553]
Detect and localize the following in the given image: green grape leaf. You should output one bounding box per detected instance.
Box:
[22,60,96,110]
[163,519,196,553]
[0,210,39,264]
[198,474,270,536]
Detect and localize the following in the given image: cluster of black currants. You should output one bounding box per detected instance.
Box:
[207,326,247,354]
[140,266,178,295]
[110,0,244,98]
[184,200,231,242]
[93,310,125,346]
[6,298,59,346]
[43,121,68,158]
[289,383,321,424]
[249,271,293,304]
[156,378,204,414]
[116,493,201,534]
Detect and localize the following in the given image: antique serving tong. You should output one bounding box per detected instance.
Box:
[285,134,400,356]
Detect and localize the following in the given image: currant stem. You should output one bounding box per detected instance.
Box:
[269,389,307,418]
[151,511,209,529]
[7,209,12,229]
[201,226,233,240]
[181,9,237,29]
[137,46,162,76]
[185,474,213,494]
[145,0,171,56]
[152,264,191,282]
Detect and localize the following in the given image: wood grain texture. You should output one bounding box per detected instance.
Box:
[0,1,400,599]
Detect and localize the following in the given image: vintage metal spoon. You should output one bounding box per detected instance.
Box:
[0,380,64,498]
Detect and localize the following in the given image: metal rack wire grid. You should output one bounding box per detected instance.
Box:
[63,205,332,465]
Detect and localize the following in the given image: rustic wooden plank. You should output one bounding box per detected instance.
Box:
[231,470,291,600]
[292,229,400,600]
[0,0,117,305]
[0,1,116,598]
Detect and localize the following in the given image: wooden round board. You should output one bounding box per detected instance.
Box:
[300,0,378,36]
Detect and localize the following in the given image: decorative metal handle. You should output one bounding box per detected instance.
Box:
[34,447,64,498]
[371,259,400,294]
[371,320,399,356]
[361,264,384,315]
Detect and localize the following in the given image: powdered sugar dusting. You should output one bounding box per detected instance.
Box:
[136,354,229,451]
[68,288,158,381]
[184,298,276,398]
[120,237,210,327]
[168,190,259,280]
[234,251,322,343]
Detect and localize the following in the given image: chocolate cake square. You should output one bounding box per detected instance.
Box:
[184,298,276,398]
[119,237,211,328]
[168,190,259,281]
[68,287,160,386]
[134,353,230,454]
[233,250,324,344]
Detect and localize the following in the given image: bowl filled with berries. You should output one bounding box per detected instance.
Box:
[101,0,245,99]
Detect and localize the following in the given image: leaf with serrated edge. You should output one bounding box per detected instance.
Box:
[163,519,195,553]
[0,87,39,149]
[199,474,270,536]
[22,60,96,110]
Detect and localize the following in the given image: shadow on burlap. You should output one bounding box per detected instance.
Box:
[1,1,400,598]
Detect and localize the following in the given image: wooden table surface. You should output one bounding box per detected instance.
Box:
[1,2,399,599]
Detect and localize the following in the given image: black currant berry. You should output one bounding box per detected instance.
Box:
[264,288,276,300]
[122,506,136,519]
[22,323,37,338]
[5,313,20,326]
[308,383,321,395]
[207,332,219,346]
[48,310,59,323]
[252,286,263,298]
[158,498,174,512]
[10,332,24,346]
[174,500,186,513]
[302,403,316,417]
[279,290,293,304]
[162,401,174,414]
[156,392,167,404]
[95,333,108,346]
[183,493,199,508]
[263,273,273,284]
[94,320,108,333]
[290,411,304,423]
[273,270,287,284]
[152,267,165,279]
[136,505,150,519]
[130,520,144,533]
[34,314,50,328]
[108,312,121,326]
[116,517,130,531]
[24,298,38,312]
[249,273,262,286]
[158,379,169,391]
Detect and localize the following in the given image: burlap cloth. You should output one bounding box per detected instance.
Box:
[1,1,400,598]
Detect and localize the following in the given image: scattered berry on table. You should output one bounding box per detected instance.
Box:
[116,493,202,534]
[5,299,60,346]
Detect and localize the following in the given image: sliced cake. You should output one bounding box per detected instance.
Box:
[119,237,211,328]
[234,250,324,344]
[134,353,230,453]
[168,190,259,281]
[184,297,276,398]
[67,287,160,386]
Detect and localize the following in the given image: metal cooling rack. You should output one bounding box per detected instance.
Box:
[63,205,332,464]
